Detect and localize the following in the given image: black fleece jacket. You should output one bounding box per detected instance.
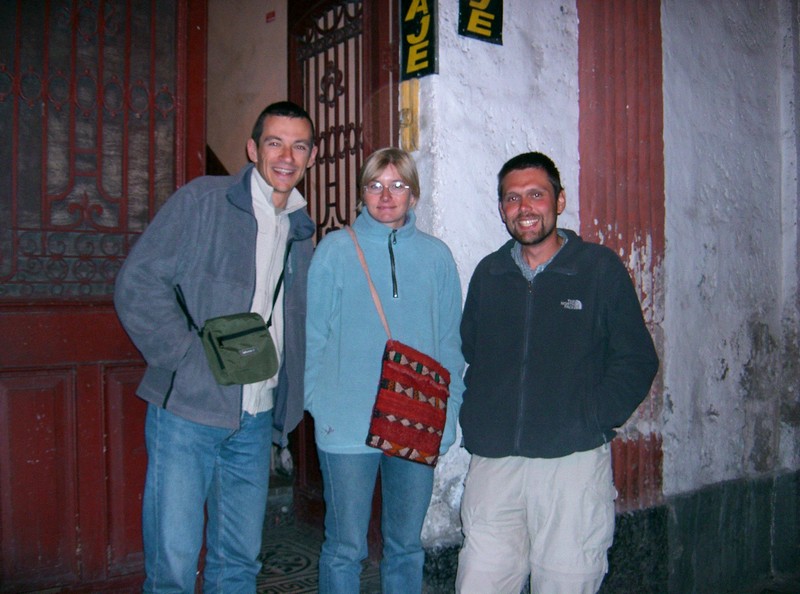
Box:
[460,229,659,459]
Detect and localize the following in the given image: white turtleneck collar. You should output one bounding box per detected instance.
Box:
[251,166,307,216]
[242,167,307,415]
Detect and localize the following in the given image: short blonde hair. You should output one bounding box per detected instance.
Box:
[357,147,420,212]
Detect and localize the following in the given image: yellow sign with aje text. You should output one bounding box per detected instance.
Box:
[401,0,438,80]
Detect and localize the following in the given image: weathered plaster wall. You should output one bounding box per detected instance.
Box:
[207,0,287,173]
[415,0,581,547]
[661,0,800,496]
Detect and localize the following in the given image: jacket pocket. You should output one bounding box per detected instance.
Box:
[172,334,217,399]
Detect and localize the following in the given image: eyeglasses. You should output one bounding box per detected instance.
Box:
[364,180,410,195]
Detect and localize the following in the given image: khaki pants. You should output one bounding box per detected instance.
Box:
[456,446,616,594]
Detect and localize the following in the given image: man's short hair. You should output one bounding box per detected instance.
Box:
[497,152,563,201]
[250,101,316,143]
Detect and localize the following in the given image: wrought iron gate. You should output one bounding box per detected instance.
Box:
[289,0,399,242]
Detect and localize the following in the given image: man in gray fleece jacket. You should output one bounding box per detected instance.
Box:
[114,101,317,593]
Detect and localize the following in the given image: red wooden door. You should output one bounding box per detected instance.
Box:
[0,2,206,591]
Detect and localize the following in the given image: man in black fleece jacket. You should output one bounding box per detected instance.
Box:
[456,152,658,594]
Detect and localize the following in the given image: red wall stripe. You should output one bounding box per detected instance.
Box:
[578,0,665,510]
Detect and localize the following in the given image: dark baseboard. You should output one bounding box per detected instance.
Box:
[422,468,800,594]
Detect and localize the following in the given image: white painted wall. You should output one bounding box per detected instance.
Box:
[661,0,800,496]
[415,0,581,547]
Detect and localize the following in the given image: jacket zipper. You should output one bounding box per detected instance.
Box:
[218,324,265,345]
[388,230,398,298]
[161,371,176,408]
[514,278,535,451]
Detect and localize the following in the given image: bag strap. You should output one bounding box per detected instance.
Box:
[174,284,201,334]
[265,241,292,329]
[345,226,392,340]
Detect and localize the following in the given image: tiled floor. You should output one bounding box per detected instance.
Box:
[257,521,381,594]
[257,479,382,594]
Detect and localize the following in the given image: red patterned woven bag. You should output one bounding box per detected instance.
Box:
[367,339,450,466]
[346,227,451,466]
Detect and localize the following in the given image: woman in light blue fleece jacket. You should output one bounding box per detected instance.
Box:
[305,148,465,593]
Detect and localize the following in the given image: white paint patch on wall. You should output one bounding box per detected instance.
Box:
[414,0,580,546]
[620,232,665,437]
[661,0,800,496]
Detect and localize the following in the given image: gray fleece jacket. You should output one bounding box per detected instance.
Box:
[114,164,314,444]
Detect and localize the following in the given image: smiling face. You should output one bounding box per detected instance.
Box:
[246,115,318,209]
[362,163,418,229]
[499,166,566,251]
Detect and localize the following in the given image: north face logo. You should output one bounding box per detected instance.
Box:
[561,299,583,310]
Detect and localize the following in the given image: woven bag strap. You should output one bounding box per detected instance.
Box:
[345,226,392,340]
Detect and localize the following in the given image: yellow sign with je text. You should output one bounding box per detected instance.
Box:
[458,0,503,45]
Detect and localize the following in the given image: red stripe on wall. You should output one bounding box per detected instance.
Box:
[578,0,665,510]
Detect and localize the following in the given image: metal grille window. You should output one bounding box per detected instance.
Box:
[291,0,398,242]
[294,1,364,241]
[0,1,180,299]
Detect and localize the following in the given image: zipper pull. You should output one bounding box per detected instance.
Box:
[388,231,398,298]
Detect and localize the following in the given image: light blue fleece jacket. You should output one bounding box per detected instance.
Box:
[304,208,465,455]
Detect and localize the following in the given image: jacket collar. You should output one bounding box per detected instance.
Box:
[352,207,418,241]
[227,164,256,214]
[490,228,582,276]
[227,164,315,242]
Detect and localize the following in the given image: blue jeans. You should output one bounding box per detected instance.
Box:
[317,450,434,594]
[142,404,272,594]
